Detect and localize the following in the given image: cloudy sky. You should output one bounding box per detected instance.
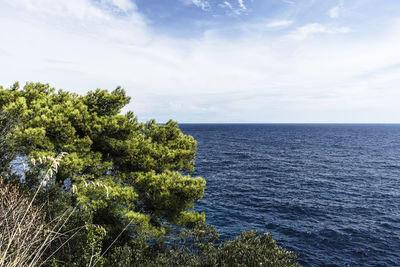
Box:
[1,0,400,123]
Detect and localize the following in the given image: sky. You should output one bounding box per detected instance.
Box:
[1,0,400,123]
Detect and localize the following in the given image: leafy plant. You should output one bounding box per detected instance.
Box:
[0,109,17,175]
[0,82,301,266]
[0,83,205,240]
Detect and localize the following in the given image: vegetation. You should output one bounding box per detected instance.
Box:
[0,153,72,267]
[124,224,300,267]
[0,176,47,267]
[0,82,300,266]
[0,110,17,175]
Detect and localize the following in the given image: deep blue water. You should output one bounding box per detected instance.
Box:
[179,124,400,266]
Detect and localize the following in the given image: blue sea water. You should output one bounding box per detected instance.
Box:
[179,124,400,266]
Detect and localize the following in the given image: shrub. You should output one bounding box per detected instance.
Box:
[0,110,17,174]
[215,231,300,267]
[0,83,302,266]
[106,223,300,267]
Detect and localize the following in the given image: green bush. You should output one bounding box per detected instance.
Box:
[0,109,17,174]
[0,82,301,266]
[109,223,300,267]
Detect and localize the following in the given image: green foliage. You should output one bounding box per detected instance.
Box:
[0,82,301,266]
[0,82,205,261]
[109,223,300,267]
[0,82,204,233]
[35,183,96,266]
[134,170,206,227]
[83,224,106,266]
[0,109,17,174]
[215,231,300,267]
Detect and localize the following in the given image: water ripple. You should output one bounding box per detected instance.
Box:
[181,124,400,266]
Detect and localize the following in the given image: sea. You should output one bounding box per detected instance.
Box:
[179,124,400,266]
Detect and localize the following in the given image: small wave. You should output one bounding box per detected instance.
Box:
[181,124,400,266]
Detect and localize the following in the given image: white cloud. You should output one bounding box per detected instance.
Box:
[281,0,295,4]
[1,1,400,122]
[109,0,136,13]
[222,1,233,10]
[193,0,211,11]
[5,0,107,19]
[238,0,246,10]
[219,0,246,15]
[289,23,351,40]
[328,5,340,18]
[266,20,294,28]
[181,0,211,11]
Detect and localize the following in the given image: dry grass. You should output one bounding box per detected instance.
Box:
[0,177,47,266]
[0,152,72,267]
[0,152,132,266]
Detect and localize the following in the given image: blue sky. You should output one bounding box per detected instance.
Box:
[1,0,400,122]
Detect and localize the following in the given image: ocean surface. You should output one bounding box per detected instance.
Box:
[179,124,400,266]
